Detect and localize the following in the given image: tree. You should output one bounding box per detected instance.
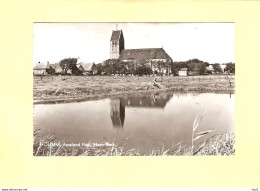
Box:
[225,63,235,73]
[171,59,209,76]
[187,61,206,75]
[118,62,127,74]
[157,61,163,75]
[59,58,78,74]
[136,65,152,76]
[102,59,115,75]
[125,62,135,75]
[213,64,222,73]
[165,60,172,75]
[170,61,188,75]
[96,63,103,75]
[102,59,126,75]
[135,60,153,76]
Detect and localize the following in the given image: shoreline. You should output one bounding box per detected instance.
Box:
[33,75,235,105]
[34,88,235,105]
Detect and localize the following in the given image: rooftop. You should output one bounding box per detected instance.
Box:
[110,30,122,41]
[78,63,94,71]
[119,48,172,61]
[33,62,50,70]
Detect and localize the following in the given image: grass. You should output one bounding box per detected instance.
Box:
[33,131,235,156]
[33,75,235,104]
[166,112,235,156]
[195,132,235,156]
[33,131,141,156]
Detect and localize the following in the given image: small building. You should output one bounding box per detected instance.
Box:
[77,63,97,75]
[76,64,85,73]
[178,68,188,76]
[50,63,81,75]
[49,63,64,75]
[219,64,226,72]
[33,62,53,75]
[206,65,214,74]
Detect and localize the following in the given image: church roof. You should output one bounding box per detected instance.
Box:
[119,48,172,61]
[110,30,122,41]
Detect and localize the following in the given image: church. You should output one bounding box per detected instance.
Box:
[110,29,173,75]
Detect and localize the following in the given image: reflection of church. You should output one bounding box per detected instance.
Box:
[110,93,173,129]
[120,94,172,109]
[110,99,125,128]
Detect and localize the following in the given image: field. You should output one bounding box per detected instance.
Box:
[33,75,235,104]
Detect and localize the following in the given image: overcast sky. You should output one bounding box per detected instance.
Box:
[33,23,235,65]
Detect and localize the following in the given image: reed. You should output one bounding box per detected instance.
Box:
[33,130,234,156]
[191,110,219,155]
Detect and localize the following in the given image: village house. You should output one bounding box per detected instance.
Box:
[207,64,227,74]
[33,62,54,75]
[220,64,227,72]
[77,63,97,75]
[178,68,188,76]
[110,29,173,75]
[50,63,81,75]
[49,63,63,75]
[206,65,214,74]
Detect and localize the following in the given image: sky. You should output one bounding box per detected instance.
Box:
[33,23,235,65]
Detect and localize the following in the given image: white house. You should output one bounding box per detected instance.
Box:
[33,62,52,75]
[178,68,188,76]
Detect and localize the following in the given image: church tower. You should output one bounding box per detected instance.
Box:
[110,30,124,59]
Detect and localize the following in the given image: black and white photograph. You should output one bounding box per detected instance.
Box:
[33,23,235,156]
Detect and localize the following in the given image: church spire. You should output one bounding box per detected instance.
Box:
[110,29,125,59]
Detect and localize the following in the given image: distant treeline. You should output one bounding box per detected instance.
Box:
[55,58,235,76]
[98,58,235,76]
[171,59,235,75]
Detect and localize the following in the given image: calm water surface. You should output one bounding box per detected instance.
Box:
[34,92,235,154]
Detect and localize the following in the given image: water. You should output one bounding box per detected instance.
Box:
[34,92,235,154]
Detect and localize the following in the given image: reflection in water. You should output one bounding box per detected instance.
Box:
[35,92,235,154]
[110,99,125,128]
[119,93,173,109]
[110,93,173,128]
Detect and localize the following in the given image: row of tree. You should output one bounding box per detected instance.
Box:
[171,59,235,75]
[57,58,235,76]
[98,59,156,76]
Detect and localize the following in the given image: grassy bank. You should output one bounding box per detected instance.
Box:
[33,75,235,104]
[33,131,235,156]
